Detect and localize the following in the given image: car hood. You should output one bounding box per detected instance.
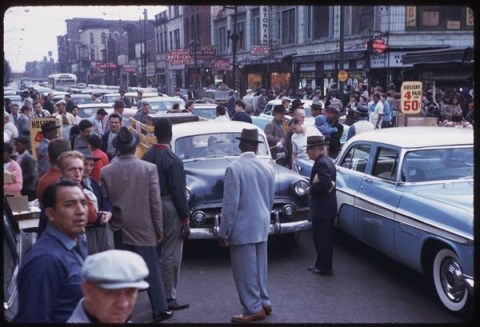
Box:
[185,157,307,207]
[411,181,473,212]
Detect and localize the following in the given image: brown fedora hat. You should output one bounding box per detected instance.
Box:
[235,128,264,143]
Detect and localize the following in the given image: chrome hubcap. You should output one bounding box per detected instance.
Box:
[440,257,465,302]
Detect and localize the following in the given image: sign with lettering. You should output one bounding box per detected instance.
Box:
[401,81,422,115]
[192,45,216,59]
[166,49,192,65]
[260,6,270,44]
[214,59,232,71]
[251,45,271,56]
[30,117,61,161]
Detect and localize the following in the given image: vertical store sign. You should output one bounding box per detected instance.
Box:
[260,6,269,44]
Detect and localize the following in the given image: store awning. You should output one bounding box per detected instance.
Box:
[403,47,473,65]
[238,56,283,66]
[292,50,366,63]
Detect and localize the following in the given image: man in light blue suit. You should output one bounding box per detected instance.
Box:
[218,128,275,323]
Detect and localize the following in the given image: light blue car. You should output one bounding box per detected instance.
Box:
[325,127,473,317]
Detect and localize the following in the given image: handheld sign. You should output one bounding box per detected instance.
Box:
[30,118,61,160]
[400,81,422,115]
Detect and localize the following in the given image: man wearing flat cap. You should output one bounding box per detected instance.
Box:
[304,135,337,277]
[68,250,149,323]
[100,127,173,322]
[55,99,75,126]
[218,128,275,322]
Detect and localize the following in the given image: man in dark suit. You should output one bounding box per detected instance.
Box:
[118,89,131,108]
[305,135,337,276]
[13,136,38,201]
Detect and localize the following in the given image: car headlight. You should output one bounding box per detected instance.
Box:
[282,204,296,220]
[292,180,308,197]
[191,211,206,226]
[185,186,193,202]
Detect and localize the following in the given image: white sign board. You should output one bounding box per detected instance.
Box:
[400,81,422,115]
[260,6,269,44]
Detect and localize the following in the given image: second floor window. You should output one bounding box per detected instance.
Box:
[251,8,261,45]
[174,29,181,49]
[281,8,296,45]
[216,26,227,53]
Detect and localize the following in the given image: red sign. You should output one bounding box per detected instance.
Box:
[98,63,117,69]
[123,65,137,73]
[214,60,232,71]
[194,46,216,59]
[251,45,271,56]
[372,38,387,54]
[166,49,192,65]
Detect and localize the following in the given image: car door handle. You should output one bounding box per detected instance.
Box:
[363,177,373,183]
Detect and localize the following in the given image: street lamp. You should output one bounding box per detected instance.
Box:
[222,5,243,90]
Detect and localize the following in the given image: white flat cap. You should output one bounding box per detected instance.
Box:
[82,250,150,290]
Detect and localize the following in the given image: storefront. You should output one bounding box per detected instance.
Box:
[240,55,292,91]
[402,47,473,93]
[293,50,367,95]
[369,50,412,91]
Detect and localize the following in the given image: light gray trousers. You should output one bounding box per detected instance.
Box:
[230,241,271,314]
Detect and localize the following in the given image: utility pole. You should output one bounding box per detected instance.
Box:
[338,5,345,105]
[142,8,147,88]
[225,6,241,90]
[193,6,199,91]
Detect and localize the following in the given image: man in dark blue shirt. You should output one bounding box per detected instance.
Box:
[231,100,253,123]
[14,179,88,323]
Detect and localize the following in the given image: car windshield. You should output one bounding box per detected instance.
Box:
[192,108,216,120]
[174,132,269,160]
[401,146,473,182]
[149,100,183,113]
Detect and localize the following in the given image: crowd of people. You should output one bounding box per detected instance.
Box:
[3,81,474,323]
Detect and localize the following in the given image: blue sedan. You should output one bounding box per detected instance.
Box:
[333,127,473,317]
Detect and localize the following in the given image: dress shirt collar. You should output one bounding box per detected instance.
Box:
[240,151,256,158]
[44,224,82,251]
[152,143,170,150]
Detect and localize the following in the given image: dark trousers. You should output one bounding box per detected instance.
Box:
[113,230,168,317]
[311,219,334,271]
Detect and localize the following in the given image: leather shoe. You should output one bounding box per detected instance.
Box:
[263,305,272,315]
[231,309,266,322]
[168,299,189,311]
[311,268,333,276]
[152,310,173,322]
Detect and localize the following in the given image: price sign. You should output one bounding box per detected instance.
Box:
[400,81,422,115]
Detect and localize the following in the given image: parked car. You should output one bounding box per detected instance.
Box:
[3,198,37,321]
[76,103,138,128]
[70,94,96,105]
[167,120,311,244]
[145,96,186,114]
[333,126,473,316]
[191,103,230,120]
[202,88,231,105]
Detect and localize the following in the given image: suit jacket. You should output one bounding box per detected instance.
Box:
[308,153,337,222]
[218,152,275,245]
[100,154,163,247]
[264,118,287,159]
[119,96,131,108]
[16,151,37,192]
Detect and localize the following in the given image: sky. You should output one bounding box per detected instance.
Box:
[3,5,166,72]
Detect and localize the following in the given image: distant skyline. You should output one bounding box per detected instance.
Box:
[4,5,166,72]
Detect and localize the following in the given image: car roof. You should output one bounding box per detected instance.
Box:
[172,120,265,139]
[147,96,185,102]
[347,127,473,149]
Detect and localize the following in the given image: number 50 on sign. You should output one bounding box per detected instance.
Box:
[401,81,422,115]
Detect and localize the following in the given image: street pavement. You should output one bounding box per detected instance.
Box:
[131,230,465,324]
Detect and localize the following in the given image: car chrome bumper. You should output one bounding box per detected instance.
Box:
[464,275,474,295]
[188,210,312,240]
